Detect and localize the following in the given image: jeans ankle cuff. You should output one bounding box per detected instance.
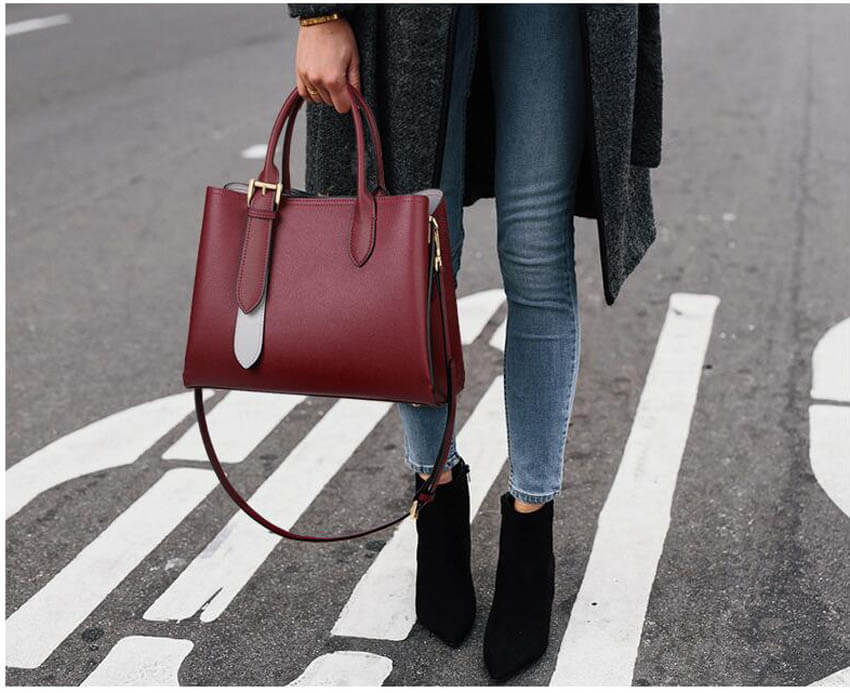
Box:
[509,486,560,505]
[406,450,462,476]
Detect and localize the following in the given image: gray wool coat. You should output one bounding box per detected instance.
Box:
[286,4,663,304]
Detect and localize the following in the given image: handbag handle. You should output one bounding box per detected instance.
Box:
[252,84,382,266]
[195,245,459,542]
[280,86,388,196]
[234,86,388,329]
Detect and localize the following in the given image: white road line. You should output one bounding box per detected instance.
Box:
[6,469,217,669]
[809,405,850,517]
[162,391,304,463]
[811,318,850,402]
[288,651,393,686]
[80,636,194,686]
[6,391,213,519]
[810,665,850,687]
[241,144,268,159]
[489,317,506,352]
[144,398,393,623]
[332,375,508,640]
[807,319,850,686]
[809,319,850,517]
[550,292,720,686]
[6,13,71,36]
[458,288,505,345]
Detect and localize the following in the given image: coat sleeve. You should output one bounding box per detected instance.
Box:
[630,3,663,168]
[287,4,356,19]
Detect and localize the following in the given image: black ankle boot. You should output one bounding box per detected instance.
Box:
[483,491,555,681]
[414,458,476,647]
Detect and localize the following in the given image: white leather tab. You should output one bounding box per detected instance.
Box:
[234,295,266,369]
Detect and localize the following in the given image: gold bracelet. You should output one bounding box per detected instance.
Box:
[299,12,342,27]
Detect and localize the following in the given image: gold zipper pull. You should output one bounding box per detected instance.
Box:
[429,215,442,272]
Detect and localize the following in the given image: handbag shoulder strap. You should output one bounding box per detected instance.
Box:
[194,257,459,542]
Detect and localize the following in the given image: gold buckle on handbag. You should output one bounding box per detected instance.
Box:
[429,215,442,272]
[247,178,283,209]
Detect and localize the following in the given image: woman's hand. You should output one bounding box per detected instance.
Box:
[295,17,361,113]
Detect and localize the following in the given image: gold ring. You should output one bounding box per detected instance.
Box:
[307,88,319,96]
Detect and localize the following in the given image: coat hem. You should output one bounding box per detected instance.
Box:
[579,5,617,307]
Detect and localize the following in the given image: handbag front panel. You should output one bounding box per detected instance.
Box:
[183,187,443,405]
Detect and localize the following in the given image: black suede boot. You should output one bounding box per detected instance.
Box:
[414,457,476,647]
[483,491,555,681]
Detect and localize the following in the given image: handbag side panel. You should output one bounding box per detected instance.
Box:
[427,196,466,402]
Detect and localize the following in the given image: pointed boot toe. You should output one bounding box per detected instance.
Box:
[414,458,476,647]
[483,491,555,681]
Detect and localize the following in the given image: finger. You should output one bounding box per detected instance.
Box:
[296,75,309,100]
[309,78,334,107]
[317,83,334,107]
[305,83,321,103]
[328,77,351,113]
[329,89,349,114]
[299,70,321,103]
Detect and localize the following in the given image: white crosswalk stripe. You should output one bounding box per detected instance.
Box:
[550,293,720,686]
[81,636,194,686]
[6,469,217,669]
[457,288,505,345]
[6,391,213,519]
[287,651,393,686]
[162,390,304,463]
[6,13,71,36]
[144,397,393,623]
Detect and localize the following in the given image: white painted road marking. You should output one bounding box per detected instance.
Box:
[489,316,506,351]
[810,665,850,687]
[550,292,720,686]
[288,651,393,686]
[6,469,217,669]
[6,391,213,519]
[809,405,850,517]
[144,398,393,623]
[6,13,71,36]
[810,317,850,402]
[162,390,304,463]
[241,144,267,159]
[457,288,505,345]
[806,319,850,687]
[809,318,850,516]
[332,376,508,640]
[81,636,194,686]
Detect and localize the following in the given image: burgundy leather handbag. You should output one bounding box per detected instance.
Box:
[183,84,465,542]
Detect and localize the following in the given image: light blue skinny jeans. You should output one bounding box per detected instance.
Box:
[396,4,585,505]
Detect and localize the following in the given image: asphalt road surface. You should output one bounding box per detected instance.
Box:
[6,4,850,686]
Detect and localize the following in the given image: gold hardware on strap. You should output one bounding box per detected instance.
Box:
[429,215,442,272]
[247,178,283,209]
[409,499,420,520]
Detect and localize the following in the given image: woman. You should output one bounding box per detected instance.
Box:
[287,3,663,681]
